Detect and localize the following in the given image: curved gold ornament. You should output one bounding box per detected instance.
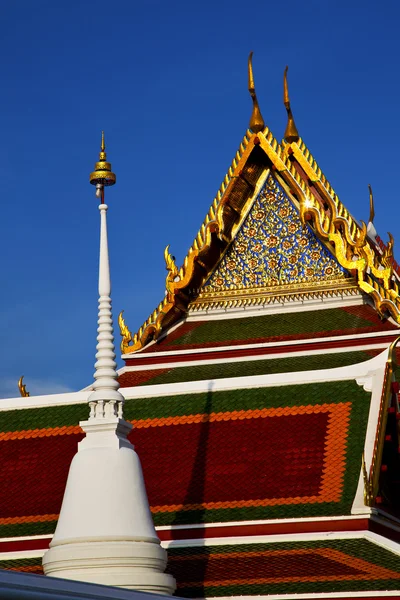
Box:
[368,184,375,224]
[18,375,30,398]
[299,187,400,324]
[118,310,133,354]
[382,232,394,269]
[164,245,179,297]
[283,66,299,143]
[248,52,265,134]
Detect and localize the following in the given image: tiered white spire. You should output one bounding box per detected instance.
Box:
[42,135,176,595]
[88,201,124,420]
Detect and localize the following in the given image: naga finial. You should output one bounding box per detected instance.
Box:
[118,310,133,354]
[354,220,367,248]
[382,232,394,268]
[283,66,299,143]
[368,184,375,224]
[18,375,30,398]
[247,52,265,134]
[164,245,179,297]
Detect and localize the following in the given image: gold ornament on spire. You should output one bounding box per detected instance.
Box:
[89,131,116,187]
[248,52,265,134]
[18,376,30,398]
[283,66,299,143]
[368,184,375,223]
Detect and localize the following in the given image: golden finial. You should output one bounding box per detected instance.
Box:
[18,376,30,398]
[164,245,179,296]
[248,52,265,134]
[89,131,116,187]
[368,184,375,223]
[118,310,133,354]
[283,66,299,143]
[382,232,395,270]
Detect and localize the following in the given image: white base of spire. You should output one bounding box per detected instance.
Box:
[42,540,175,594]
[42,419,175,595]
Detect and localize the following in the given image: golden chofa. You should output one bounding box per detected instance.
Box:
[89,131,116,186]
[248,51,265,134]
[283,66,299,143]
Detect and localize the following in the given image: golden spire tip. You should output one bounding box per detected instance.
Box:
[89,130,116,187]
[247,51,265,134]
[283,65,299,143]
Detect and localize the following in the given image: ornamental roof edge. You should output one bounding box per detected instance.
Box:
[120,126,400,356]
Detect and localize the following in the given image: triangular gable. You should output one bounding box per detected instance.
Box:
[120,127,400,355]
[202,172,349,299]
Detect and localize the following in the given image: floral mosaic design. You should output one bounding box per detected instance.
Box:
[204,174,348,291]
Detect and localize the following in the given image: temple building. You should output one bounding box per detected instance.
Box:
[2,55,400,599]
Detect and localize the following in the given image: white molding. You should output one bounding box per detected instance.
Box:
[352,347,389,513]
[0,390,90,411]
[156,513,371,531]
[1,346,386,411]
[0,549,46,560]
[161,530,366,548]
[0,534,53,543]
[122,328,400,362]
[160,529,400,550]
[119,348,387,400]
[120,342,390,373]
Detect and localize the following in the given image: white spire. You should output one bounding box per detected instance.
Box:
[87,202,124,420]
[42,139,176,595]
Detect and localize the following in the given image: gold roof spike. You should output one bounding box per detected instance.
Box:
[89,131,116,187]
[368,184,375,223]
[283,66,299,143]
[18,375,30,397]
[248,52,265,134]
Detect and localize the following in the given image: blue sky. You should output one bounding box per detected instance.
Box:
[0,0,399,398]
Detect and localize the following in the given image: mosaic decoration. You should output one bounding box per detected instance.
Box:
[204,174,348,292]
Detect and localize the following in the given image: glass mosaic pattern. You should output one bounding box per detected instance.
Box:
[204,173,348,292]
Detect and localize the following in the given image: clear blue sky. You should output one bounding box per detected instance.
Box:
[0,0,399,398]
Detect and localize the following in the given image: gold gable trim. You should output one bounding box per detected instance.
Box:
[121,125,400,355]
[190,280,359,312]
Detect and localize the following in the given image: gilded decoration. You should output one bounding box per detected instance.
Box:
[203,174,348,294]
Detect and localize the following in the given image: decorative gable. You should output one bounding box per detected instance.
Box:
[195,173,351,308]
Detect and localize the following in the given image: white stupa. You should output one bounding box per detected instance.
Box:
[42,134,176,595]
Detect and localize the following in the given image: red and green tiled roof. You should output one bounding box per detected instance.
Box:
[166,539,400,597]
[3,538,400,597]
[140,304,397,353]
[0,379,370,536]
[119,349,377,387]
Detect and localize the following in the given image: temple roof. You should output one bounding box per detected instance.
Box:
[120,124,400,355]
[0,347,397,540]
[5,537,400,598]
